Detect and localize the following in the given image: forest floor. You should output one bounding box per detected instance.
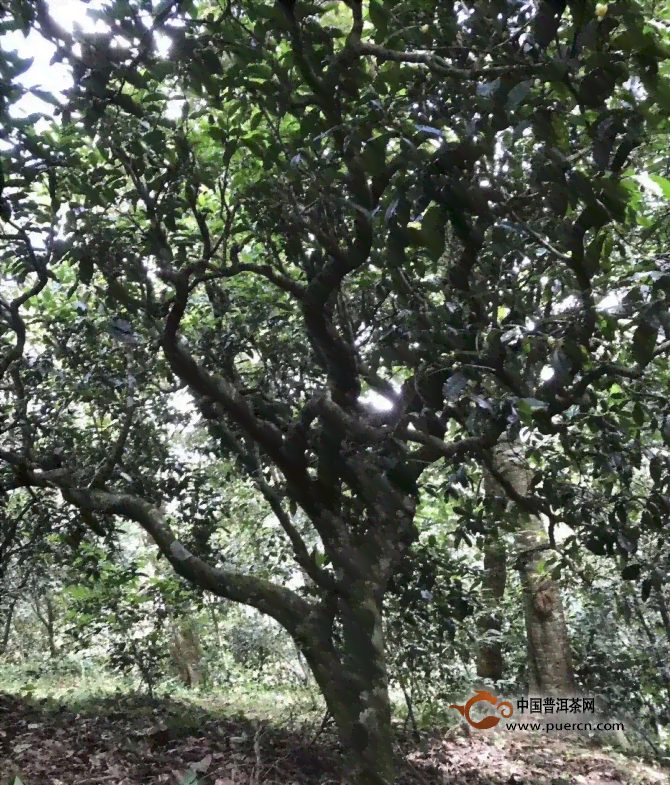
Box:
[1,690,669,785]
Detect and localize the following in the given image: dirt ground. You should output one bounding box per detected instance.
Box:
[1,692,668,785]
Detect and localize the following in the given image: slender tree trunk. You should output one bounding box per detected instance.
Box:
[656,587,670,645]
[45,595,57,658]
[34,594,58,658]
[293,641,311,684]
[170,621,204,688]
[476,537,506,681]
[491,437,575,695]
[0,597,18,654]
[209,597,222,649]
[634,594,670,691]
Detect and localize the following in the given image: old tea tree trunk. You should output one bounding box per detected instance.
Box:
[10,260,489,783]
[30,304,487,785]
[489,437,575,695]
[54,415,472,785]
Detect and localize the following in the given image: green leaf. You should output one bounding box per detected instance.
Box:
[115,93,144,117]
[650,456,663,484]
[505,80,532,111]
[621,563,642,581]
[649,174,670,200]
[404,226,434,252]
[359,138,386,176]
[65,585,94,600]
[12,55,34,77]
[369,0,390,35]
[178,773,200,785]
[199,48,223,76]
[420,203,446,260]
[28,87,59,106]
[632,402,645,426]
[79,258,94,284]
[256,4,291,29]
[143,129,165,148]
[584,232,604,276]
[631,321,658,366]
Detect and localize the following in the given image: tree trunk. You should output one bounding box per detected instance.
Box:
[34,594,58,658]
[301,581,395,785]
[45,595,57,658]
[170,621,204,688]
[518,516,575,695]
[208,597,222,649]
[476,538,506,681]
[656,587,670,645]
[0,597,17,655]
[490,437,575,695]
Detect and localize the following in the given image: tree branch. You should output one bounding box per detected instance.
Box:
[355,40,536,79]
[89,402,136,488]
[59,487,316,633]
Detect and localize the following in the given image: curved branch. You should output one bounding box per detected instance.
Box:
[89,402,136,488]
[0,257,49,379]
[204,411,334,591]
[254,466,337,592]
[62,487,315,632]
[207,250,304,300]
[355,40,537,79]
[161,272,289,464]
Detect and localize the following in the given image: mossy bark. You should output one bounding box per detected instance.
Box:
[299,580,395,785]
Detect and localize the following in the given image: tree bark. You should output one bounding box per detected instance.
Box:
[301,580,395,785]
[518,515,574,695]
[0,597,17,655]
[490,437,575,695]
[208,597,222,649]
[476,537,506,682]
[171,621,204,688]
[656,587,670,646]
[34,593,58,659]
